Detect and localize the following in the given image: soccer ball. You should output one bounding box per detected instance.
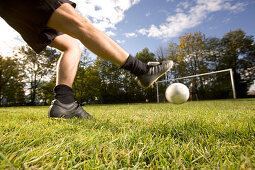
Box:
[165,83,189,104]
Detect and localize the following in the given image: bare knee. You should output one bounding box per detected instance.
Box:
[50,35,82,58]
[62,39,81,57]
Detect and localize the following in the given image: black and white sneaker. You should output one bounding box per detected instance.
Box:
[48,99,92,119]
[136,60,173,88]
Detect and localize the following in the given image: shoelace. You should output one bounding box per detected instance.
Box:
[147,62,168,75]
[147,62,161,66]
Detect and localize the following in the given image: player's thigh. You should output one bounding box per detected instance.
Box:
[47,3,90,39]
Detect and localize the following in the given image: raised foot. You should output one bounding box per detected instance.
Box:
[136,60,173,88]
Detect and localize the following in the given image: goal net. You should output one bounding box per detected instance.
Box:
[156,69,236,103]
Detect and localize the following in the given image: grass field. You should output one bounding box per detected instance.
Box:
[0,99,255,169]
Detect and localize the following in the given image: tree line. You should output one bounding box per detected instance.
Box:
[0,29,254,106]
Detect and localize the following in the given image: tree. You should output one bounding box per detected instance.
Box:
[167,32,231,99]
[205,37,222,71]
[38,78,56,105]
[72,49,101,103]
[136,48,156,63]
[73,65,101,103]
[156,44,170,61]
[166,29,255,99]
[94,57,124,103]
[167,32,211,98]
[219,29,255,97]
[178,32,208,76]
[0,56,25,105]
[18,45,59,105]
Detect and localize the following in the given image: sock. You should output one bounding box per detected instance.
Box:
[54,84,75,104]
[121,55,148,76]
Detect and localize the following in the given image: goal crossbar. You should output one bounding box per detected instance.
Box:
[156,68,236,102]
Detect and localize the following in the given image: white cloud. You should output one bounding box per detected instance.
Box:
[137,29,147,35]
[138,0,247,40]
[223,17,231,23]
[116,39,125,44]
[124,32,137,38]
[0,0,140,55]
[132,0,141,5]
[209,26,217,30]
[72,0,141,31]
[105,31,116,37]
[175,8,183,13]
[223,2,247,13]
[146,12,151,17]
[177,1,190,9]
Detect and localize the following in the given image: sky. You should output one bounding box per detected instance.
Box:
[0,0,254,89]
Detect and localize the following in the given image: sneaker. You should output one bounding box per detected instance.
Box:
[136,60,173,88]
[48,99,92,119]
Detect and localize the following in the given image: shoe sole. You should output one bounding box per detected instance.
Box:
[136,61,173,89]
[50,117,69,120]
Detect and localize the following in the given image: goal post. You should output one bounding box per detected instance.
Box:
[156,68,236,103]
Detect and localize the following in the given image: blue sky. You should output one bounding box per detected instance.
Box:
[0,0,254,57]
[113,0,255,56]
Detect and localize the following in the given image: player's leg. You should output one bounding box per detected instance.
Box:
[50,34,81,87]
[47,3,173,88]
[47,3,128,66]
[195,94,199,101]
[48,34,91,118]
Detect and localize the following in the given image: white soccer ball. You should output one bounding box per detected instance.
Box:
[165,83,190,104]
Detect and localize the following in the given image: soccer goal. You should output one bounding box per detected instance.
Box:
[156,68,236,103]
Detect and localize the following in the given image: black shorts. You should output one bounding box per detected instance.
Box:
[0,0,76,53]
